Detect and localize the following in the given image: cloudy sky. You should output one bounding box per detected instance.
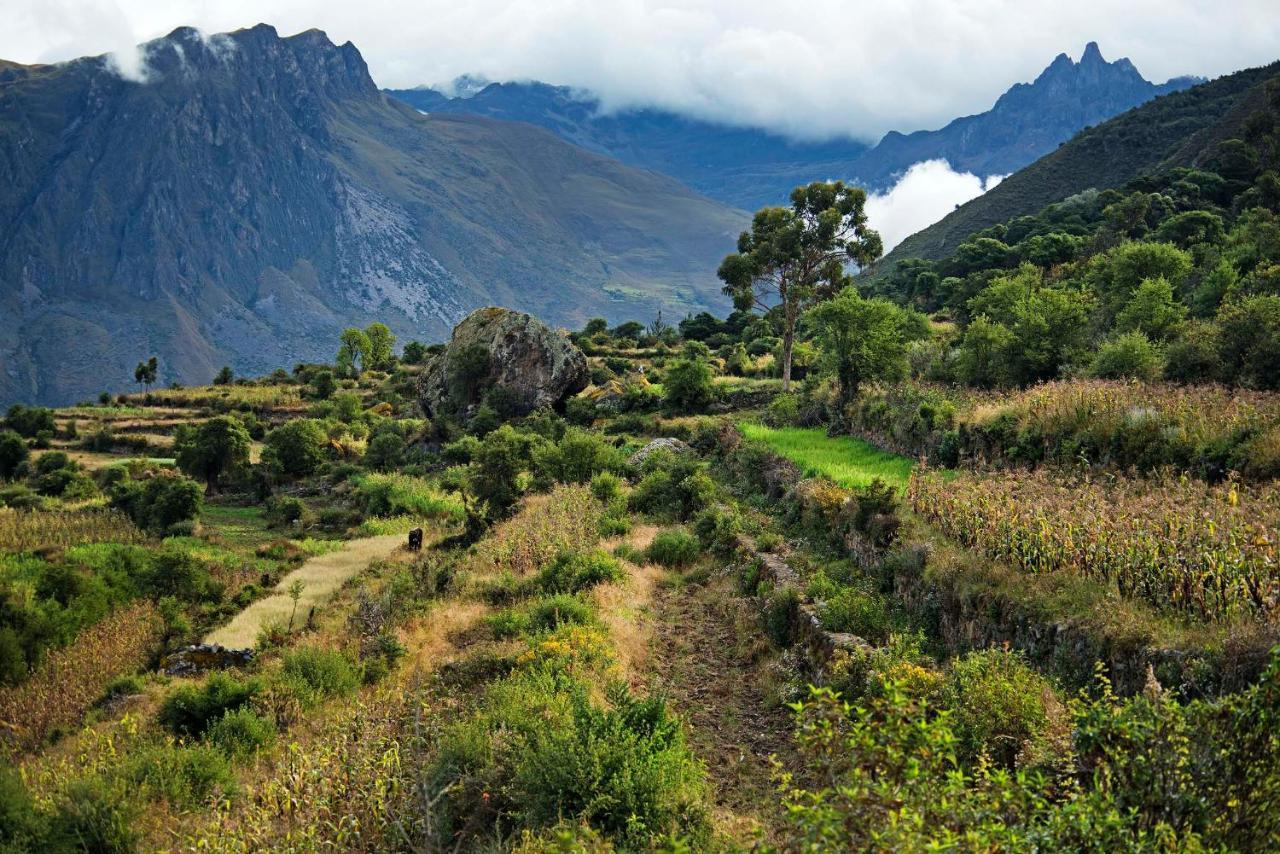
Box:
[6,0,1279,142]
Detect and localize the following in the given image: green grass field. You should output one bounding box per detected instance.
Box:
[738,423,916,491]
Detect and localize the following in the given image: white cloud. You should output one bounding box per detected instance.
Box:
[866,160,1005,252]
[3,0,1278,140]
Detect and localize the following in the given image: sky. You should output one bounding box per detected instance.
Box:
[5,0,1279,143]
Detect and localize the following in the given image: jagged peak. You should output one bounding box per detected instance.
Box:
[1081,41,1105,65]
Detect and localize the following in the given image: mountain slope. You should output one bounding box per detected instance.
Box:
[0,25,744,406]
[388,81,869,211]
[389,44,1197,210]
[871,59,1280,277]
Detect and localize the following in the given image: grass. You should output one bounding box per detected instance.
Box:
[738,423,915,491]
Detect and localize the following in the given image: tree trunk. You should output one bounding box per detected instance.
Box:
[781,297,798,393]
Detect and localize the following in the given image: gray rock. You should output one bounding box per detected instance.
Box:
[163,644,254,676]
[627,437,692,467]
[418,307,589,420]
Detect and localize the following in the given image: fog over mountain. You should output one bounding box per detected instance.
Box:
[7,0,1277,140]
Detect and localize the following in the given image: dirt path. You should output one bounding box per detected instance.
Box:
[205,534,403,648]
[644,569,796,843]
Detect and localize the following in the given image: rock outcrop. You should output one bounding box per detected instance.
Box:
[418,307,588,420]
[628,437,693,467]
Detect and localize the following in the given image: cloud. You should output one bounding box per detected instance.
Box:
[3,0,1279,140]
[866,161,1005,252]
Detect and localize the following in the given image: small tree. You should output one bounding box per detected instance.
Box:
[805,288,928,410]
[213,366,234,386]
[134,356,158,391]
[263,419,330,477]
[174,415,252,493]
[310,370,337,400]
[718,181,882,391]
[663,343,716,413]
[287,580,305,632]
[364,322,396,371]
[0,430,27,480]
[401,341,428,364]
[336,328,371,378]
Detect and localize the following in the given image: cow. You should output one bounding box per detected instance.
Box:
[407,527,424,551]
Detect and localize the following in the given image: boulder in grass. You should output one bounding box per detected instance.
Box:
[628,437,693,467]
[418,307,588,421]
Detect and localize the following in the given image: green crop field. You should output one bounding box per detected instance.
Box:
[738,423,916,490]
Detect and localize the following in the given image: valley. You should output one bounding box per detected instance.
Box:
[1,8,1279,853]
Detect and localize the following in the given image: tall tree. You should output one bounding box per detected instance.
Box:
[134,356,158,391]
[174,415,251,493]
[718,182,882,390]
[364,322,396,371]
[805,288,928,410]
[336,328,371,377]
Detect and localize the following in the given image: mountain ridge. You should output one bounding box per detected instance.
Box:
[388,43,1200,210]
[0,24,744,406]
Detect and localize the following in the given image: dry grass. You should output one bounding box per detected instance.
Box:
[0,602,161,759]
[204,535,404,648]
[0,507,145,552]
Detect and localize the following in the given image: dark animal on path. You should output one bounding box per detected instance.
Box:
[408,528,424,551]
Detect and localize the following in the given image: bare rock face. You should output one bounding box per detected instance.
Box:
[627,437,693,468]
[418,307,589,420]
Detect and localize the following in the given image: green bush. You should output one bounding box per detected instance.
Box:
[205,707,277,758]
[589,471,622,502]
[536,550,623,594]
[158,672,260,738]
[263,418,330,476]
[280,646,360,705]
[48,776,139,853]
[627,452,713,521]
[819,587,891,643]
[508,686,709,847]
[764,393,801,427]
[1090,331,1163,380]
[531,427,626,487]
[662,354,715,413]
[763,587,799,647]
[0,766,42,849]
[0,431,28,481]
[692,506,743,556]
[364,431,406,471]
[123,742,235,808]
[109,470,204,533]
[490,594,595,639]
[644,528,701,568]
[941,649,1056,768]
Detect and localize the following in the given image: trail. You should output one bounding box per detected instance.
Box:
[644,566,796,842]
[205,534,403,648]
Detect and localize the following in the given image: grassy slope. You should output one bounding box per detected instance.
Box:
[738,423,915,490]
[866,60,1280,280]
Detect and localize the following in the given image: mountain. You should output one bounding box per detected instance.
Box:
[388,43,1199,210]
[0,25,744,406]
[388,81,870,212]
[870,58,1280,279]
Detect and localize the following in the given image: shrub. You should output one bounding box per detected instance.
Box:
[819,587,892,643]
[589,471,622,502]
[763,587,799,647]
[264,419,330,476]
[1090,331,1163,380]
[536,550,623,594]
[48,777,138,853]
[941,649,1057,768]
[123,742,235,808]
[627,452,713,521]
[4,405,55,438]
[662,354,715,413]
[205,707,277,758]
[509,686,709,847]
[265,495,310,528]
[0,767,42,848]
[280,646,360,705]
[764,393,801,427]
[532,428,626,487]
[0,431,28,481]
[109,470,204,533]
[364,431,405,471]
[644,528,701,568]
[158,672,260,738]
[692,506,743,557]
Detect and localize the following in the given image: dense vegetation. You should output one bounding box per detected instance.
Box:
[3,85,1280,847]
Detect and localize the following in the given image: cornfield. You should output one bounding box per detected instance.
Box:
[0,508,145,553]
[909,468,1280,622]
[0,601,161,758]
[468,484,602,576]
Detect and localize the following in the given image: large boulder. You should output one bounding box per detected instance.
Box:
[419,307,589,420]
